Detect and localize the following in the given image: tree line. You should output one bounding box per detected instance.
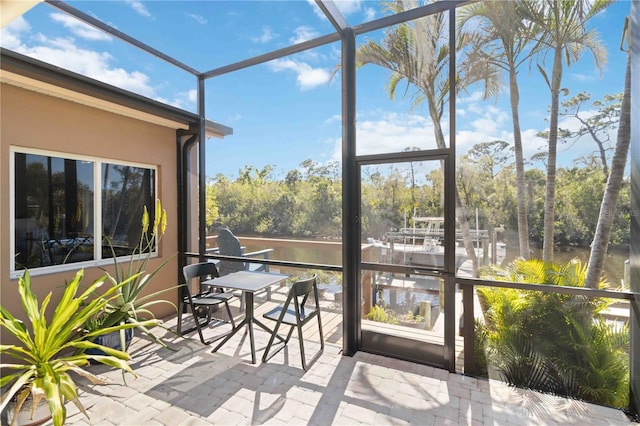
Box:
[207,152,630,250]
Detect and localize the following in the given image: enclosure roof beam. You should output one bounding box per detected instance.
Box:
[202,33,341,79]
[352,0,476,36]
[315,0,348,35]
[44,0,200,76]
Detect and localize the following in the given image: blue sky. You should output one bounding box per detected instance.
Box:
[1,0,631,180]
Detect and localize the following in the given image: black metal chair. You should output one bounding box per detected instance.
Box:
[177,262,236,345]
[261,274,324,370]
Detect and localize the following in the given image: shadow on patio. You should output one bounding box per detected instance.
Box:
[63,289,631,425]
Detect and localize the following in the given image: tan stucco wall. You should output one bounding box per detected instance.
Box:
[1,83,180,341]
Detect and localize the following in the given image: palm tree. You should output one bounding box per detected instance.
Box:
[585,16,631,289]
[457,0,538,260]
[356,0,501,275]
[520,0,611,262]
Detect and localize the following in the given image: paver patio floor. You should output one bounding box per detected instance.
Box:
[56,312,632,426]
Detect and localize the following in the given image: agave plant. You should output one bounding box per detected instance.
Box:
[94,199,177,350]
[0,269,157,426]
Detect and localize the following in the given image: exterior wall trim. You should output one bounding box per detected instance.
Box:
[0,48,232,138]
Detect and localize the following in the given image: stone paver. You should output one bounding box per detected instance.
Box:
[48,317,632,426]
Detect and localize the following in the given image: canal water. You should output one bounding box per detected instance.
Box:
[244,241,341,266]
[244,239,629,289]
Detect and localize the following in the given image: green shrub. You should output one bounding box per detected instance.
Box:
[477,258,629,408]
[367,304,399,325]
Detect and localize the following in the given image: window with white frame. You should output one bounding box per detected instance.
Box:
[12,148,156,273]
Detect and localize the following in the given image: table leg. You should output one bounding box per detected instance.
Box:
[211,291,250,354]
[212,290,282,364]
[211,316,246,354]
[245,292,257,363]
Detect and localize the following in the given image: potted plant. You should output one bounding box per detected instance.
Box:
[89,199,177,352]
[0,269,155,426]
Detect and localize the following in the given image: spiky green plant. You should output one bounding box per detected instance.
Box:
[95,199,177,350]
[477,258,629,408]
[0,270,156,426]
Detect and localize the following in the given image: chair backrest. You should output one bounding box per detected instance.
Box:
[217,228,246,275]
[182,262,219,298]
[263,274,323,370]
[288,274,318,310]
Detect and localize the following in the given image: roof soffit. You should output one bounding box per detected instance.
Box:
[1,68,190,130]
[0,50,232,138]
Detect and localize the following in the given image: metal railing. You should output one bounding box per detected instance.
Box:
[183,251,343,273]
[458,276,638,387]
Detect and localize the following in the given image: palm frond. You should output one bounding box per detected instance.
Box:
[479,257,629,407]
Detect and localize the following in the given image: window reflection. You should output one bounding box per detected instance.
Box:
[14,153,94,269]
[102,164,155,258]
[13,152,155,270]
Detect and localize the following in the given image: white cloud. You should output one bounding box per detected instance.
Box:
[329,112,437,161]
[125,0,151,18]
[11,34,157,98]
[364,7,376,21]
[520,129,548,158]
[469,106,509,134]
[307,0,326,19]
[326,106,548,166]
[455,102,515,153]
[268,58,330,90]
[290,26,319,44]
[466,101,487,115]
[537,109,599,135]
[286,27,327,61]
[187,13,208,25]
[334,0,362,16]
[251,26,277,43]
[187,89,197,103]
[294,49,325,62]
[307,0,362,20]
[50,12,111,41]
[458,90,484,104]
[456,111,547,160]
[164,89,198,109]
[0,16,30,50]
[325,114,342,124]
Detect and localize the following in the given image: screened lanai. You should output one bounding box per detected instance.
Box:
[1,0,638,417]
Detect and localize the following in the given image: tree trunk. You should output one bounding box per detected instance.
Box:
[542,47,563,262]
[428,95,479,276]
[509,64,530,259]
[585,53,631,289]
